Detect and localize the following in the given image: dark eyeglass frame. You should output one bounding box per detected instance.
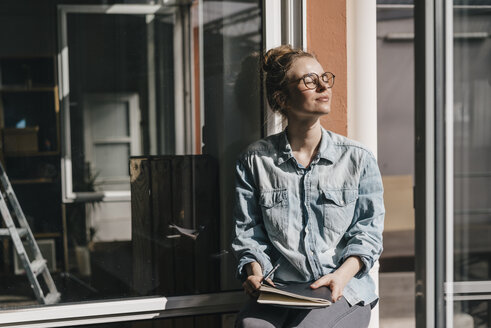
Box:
[289,72,335,90]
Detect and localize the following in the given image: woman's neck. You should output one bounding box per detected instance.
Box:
[286,120,322,166]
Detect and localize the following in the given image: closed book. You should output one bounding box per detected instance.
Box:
[257,282,332,309]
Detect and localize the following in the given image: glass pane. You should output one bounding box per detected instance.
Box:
[453,4,491,282]
[89,100,130,139]
[453,4,491,327]
[0,0,262,313]
[376,3,416,325]
[93,144,129,178]
[454,300,488,328]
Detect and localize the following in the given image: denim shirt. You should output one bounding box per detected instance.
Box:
[231,127,385,306]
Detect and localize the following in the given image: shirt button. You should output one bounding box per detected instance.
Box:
[305,228,309,234]
[310,251,314,256]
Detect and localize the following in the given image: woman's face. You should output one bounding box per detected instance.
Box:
[282,57,332,120]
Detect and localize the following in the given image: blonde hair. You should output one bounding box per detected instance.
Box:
[262,45,315,114]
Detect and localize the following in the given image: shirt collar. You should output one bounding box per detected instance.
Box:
[276,127,335,166]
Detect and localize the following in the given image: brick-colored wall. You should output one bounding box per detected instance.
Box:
[307,0,347,136]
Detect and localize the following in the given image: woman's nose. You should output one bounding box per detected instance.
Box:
[316,79,327,91]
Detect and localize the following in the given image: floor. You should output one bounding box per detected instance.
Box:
[379,272,415,328]
[378,272,478,328]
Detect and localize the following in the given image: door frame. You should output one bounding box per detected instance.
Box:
[58,4,187,203]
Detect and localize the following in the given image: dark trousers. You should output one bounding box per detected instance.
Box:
[235,297,371,328]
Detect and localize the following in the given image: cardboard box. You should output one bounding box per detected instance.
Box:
[3,127,39,153]
[14,238,57,274]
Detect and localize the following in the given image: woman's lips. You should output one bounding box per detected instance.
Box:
[316,96,330,102]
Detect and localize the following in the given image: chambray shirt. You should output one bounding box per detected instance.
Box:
[231,127,385,306]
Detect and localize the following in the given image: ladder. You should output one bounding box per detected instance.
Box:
[0,163,60,305]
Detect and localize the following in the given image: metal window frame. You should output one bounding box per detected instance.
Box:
[414,0,454,327]
[263,0,283,136]
[0,2,305,327]
[414,0,435,327]
[263,0,306,136]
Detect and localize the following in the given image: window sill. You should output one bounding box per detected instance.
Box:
[0,291,246,327]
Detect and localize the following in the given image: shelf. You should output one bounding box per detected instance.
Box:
[0,85,57,93]
[33,232,61,239]
[11,178,55,185]
[4,151,59,158]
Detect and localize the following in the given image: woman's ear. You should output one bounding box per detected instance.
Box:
[273,91,287,110]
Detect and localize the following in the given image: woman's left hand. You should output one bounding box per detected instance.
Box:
[310,271,350,303]
[310,256,363,302]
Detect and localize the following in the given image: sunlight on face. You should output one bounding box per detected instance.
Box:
[283,57,332,121]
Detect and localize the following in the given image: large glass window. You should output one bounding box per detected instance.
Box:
[0,0,262,317]
[376,2,416,326]
[453,3,491,327]
[413,1,491,326]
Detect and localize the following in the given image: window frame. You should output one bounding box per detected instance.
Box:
[58,4,188,203]
[414,0,455,327]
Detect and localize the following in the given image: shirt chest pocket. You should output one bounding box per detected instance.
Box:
[259,189,289,238]
[321,189,358,233]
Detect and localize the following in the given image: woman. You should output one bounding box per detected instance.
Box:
[232,45,384,327]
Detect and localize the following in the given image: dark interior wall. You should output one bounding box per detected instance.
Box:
[67,14,148,95]
[0,1,56,56]
[155,18,175,155]
[0,0,102,57]
[67,13,149,188]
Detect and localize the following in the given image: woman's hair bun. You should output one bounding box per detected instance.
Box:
[262,44,304,73]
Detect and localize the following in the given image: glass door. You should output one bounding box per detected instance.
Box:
[416,1,491,327]
[452,3,491,327]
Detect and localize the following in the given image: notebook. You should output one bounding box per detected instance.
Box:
[257,282,332,309]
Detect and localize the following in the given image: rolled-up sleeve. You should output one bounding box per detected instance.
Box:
[231,158,274,280]
[341,152,385,278]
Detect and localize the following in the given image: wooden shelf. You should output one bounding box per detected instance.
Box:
[33,232,61,239]
[0,85,57,92]
[4,151,59,158]
[11,178,55,185]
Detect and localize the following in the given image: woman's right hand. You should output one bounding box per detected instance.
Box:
[242,262,274,298]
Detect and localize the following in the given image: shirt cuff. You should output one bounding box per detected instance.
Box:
[236,251,273,280]
[341,246,374,279]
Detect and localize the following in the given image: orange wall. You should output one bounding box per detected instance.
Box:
[307,0,347,136]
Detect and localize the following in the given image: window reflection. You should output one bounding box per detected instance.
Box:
[0,0,262,310]
[453,5,491,327]
[376,4,416,325]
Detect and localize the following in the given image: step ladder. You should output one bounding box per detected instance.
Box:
[0,163,60,305]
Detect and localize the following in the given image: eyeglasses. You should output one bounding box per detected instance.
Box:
[290,72,335,90]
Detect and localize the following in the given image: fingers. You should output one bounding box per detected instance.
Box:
[310,275,343,303]
[242,280,258,298]
[243,275,263,298]
[265,278,275,287]
[330,285,343,303]
[310,275,331,289]
[249,276,262,290]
